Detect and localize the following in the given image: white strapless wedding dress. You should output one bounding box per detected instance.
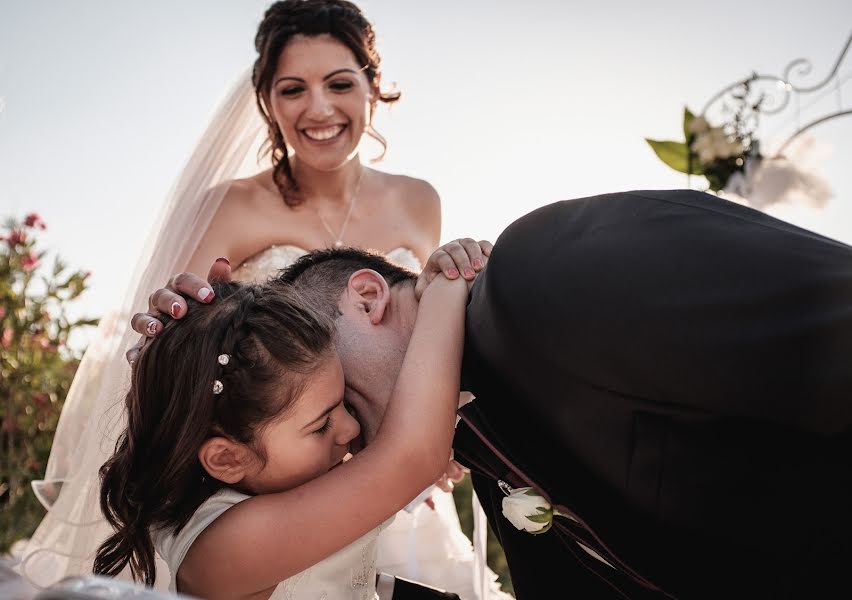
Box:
[233,245,511,600]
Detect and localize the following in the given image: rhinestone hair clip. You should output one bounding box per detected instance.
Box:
[212,354,230,395]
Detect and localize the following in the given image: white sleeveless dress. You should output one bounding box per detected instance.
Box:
[153,488,389,600]
[231,246,511,600]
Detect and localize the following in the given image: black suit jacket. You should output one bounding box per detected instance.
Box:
[453,190,852,599]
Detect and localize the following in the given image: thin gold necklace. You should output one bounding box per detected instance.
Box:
[315,167,366,248]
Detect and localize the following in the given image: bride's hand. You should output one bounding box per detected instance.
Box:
[125,259,232,364]
[414,238,493,300]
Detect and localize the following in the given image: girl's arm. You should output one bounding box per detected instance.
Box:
[181,275,468,599]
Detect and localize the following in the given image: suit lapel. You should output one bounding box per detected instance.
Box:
[455,401,678,599]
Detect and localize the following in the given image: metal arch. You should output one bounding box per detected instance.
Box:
[699,31,852,119]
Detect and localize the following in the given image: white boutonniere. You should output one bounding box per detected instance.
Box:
[500,486,562,535]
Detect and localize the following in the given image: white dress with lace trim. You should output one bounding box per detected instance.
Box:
[231,245,421,282]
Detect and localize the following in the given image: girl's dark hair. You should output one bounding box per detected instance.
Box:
[252,0,401,205]
[94,282,333,586]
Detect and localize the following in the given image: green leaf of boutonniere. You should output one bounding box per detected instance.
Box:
[645,139,703,175]
[526,510,553,524]
[683,107,696,140]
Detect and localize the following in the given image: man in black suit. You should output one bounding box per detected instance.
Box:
[139,190,852,599]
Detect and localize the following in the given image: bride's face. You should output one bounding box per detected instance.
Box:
[268,34,374,171]
[240,352,360,494]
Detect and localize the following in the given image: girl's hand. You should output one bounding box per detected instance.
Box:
[414,238,493,300]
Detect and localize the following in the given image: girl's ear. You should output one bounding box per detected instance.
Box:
[198,437,254,484]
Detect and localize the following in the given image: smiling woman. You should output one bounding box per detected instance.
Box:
[17,0,510,598]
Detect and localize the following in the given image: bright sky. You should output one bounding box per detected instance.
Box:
[1,0,851,328]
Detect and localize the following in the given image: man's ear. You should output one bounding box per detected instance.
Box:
[198,437,254,484]
[346,269,391,325]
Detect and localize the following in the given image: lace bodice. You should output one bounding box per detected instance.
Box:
[233,245,422,283]
[154,488,390,600]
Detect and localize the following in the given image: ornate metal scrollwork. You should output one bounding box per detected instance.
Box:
[700,31,852,157]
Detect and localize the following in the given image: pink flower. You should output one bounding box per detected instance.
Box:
[7,229,27,247]
[21,252,40,272]
[24,213,46,230]
[1,328,12,348]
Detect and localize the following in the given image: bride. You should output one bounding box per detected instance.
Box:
[17,1,509,598]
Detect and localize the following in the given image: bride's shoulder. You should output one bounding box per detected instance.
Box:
[375,171,440,250]
[380,171,438,197]
[215,170,278,212]
[378,172,440,217]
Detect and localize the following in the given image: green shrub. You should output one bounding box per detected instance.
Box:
[0,213,97,553]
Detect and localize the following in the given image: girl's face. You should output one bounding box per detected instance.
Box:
[244,351,360,494]
[268,34,374,172]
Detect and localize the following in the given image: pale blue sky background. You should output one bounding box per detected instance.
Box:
[1,1,851,326]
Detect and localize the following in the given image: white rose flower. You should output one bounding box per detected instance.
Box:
[690,130,718,164]
[691,127,743,164]
[501,487,556,534]
[691,136,715,165]
[697,147,717,165]
[727,138,744,158]
[688,115,710,135]
[709,131,741,160]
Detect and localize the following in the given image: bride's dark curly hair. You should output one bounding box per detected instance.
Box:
[253,0,401,205]
[93,282,333,586]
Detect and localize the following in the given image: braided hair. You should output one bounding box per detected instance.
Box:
[94,282,333,585]
[252,0,401,205]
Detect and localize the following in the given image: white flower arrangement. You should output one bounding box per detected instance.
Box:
[646,79,833,209]
[646,106,756,193]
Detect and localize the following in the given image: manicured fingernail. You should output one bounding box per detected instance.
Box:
[215,257,230,265]
[170,302,181,318]
[463,268,475,279]
[145,321,158,336]
[199,287,214,302]
[447,268,459,278]
[473,259,483,269]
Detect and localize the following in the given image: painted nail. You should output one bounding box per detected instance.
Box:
[447,268,460,278]
[145,321,158,336]
[463,268,475,279]
[170,302,181,318]
[198,287,214,302]
[215,257,230,265]
[473,259,483,269]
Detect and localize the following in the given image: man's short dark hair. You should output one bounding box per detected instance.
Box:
[273,248,416,318]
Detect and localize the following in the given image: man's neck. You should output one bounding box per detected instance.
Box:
[388,280,419,340]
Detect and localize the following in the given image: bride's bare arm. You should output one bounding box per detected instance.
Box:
[179,275,468,598]
[183,180,259,278]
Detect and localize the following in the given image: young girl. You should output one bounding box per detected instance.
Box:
[93,273,467,599]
